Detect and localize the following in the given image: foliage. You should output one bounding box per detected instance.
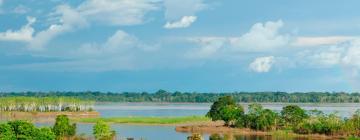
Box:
[206,96,236,121]
[1,120,55,140]
[0,97,94,112]
[219,105,244,126]
[35,128,56,140]
[2,90,360,103]
[293,112,343,135]
[281,105,308,128]
[0,123,15,140]
[244,104,279,131]
[53,115,76,139]
[93,121,115,140]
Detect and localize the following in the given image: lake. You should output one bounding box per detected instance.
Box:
[37,103,360,140]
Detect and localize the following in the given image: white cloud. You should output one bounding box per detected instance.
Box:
[77,0,158,26]
[230,20,289,52]
[164,16,197,29]
[185,37,226,59]
[27,0,158,49]
[342,40,360,69]
[29,4,88,50]
[163,0,206,20]
[0,16,35,42]
[77,30,140,57]
[293,36,356,47]
[249,56,275,73]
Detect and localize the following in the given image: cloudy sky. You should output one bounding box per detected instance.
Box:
[1,0,360,92]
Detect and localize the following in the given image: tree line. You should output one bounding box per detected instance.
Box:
[0,115,115,140]
[207,96,360,137]
[1,90,360,103]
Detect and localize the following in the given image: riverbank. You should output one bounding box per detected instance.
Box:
[76,116,210,125]
[0,111,99,122]
[176,124,349,139]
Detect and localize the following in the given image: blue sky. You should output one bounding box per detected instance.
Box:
[0,0,360,92]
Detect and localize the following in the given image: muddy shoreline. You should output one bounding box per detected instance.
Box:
[175,122,348,140]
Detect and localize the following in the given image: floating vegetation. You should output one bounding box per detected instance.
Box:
[0,97,94,112]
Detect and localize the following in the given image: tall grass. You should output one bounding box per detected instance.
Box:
[0,97,94,112]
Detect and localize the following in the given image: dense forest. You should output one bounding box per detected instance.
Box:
[1,90,360,103]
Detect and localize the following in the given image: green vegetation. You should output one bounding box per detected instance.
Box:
[206,96,244,126]
[0,115,118,140]
[93,121,115,140]
[0,120,55,140]
[207,96,360,138]
[0,97,94,112]
[79,116,210,124]
[2,90,360,103]
[53,115,77,139]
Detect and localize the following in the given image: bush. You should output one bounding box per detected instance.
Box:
[1,120,55,140]
[0,123,15,140]
[281,105,308,128]
[93,120,115,140]
[293,112,343,135]
[53,115,76,139]
[207,96,236,120]
[207,96,244,126]
[244,104,279,131]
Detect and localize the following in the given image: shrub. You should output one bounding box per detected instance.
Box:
[0,123,15,140]
[281,105,308,128]
[53,115,76,139]
[93,120,115,140]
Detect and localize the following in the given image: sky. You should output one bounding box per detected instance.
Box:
[0,0,360,92]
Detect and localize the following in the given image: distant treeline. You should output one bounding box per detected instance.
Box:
[1,90,360,103]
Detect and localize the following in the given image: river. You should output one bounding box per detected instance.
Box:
[37,103,360,140]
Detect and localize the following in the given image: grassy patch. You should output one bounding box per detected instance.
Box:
[76,116,210,124]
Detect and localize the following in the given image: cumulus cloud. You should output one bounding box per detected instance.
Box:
[0,16,35,42]
[163,0,206,28]
[249,56,275,73]
[164,16,197,29]
[77,30,140,57]
[29,4,88,50]
[230,20,289,52]
[13,0,158,50]
[342,40,360,69]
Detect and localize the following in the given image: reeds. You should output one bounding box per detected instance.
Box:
[0,97,94,112]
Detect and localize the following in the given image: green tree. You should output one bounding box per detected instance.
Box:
[53,115,76,139]
[246,104,279,131]
[93,121,115,140]
[35,128,56,140]
[219,105,244,126]
[281,105,308,128]
[0,123,15,140]
[206,96,236,121]
[7,120,38,139]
